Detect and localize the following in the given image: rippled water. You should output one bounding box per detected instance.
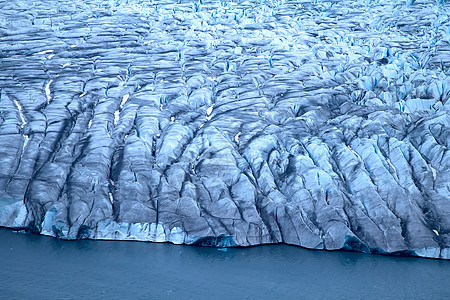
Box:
[0,228,449,299]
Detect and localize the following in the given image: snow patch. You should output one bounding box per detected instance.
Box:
[114,110,120,125]
[36,49,53,55]
[234,132,241,143]
[120,94,130,109]
[12,100,26,128]
[430,166,437,181]
[45,80,53,104]
[206,106,213,121]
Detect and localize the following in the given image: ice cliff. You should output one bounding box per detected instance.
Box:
[1,0,449,259]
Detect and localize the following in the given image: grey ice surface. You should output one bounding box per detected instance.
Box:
[0,0,449,259]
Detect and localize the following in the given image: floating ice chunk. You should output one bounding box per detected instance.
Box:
[433,230,439,236]
[48,54,55,59]
[234,47,242,54]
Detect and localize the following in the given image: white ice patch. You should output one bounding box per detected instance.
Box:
[120,94,130,109]
[206,106,213,120]
[347,50,360,61]
[108,192,114,204]
[149,223,166,242]
[47,54,55,59]
[62,63,70,68]
[12,100,29,151]
[348,146,362,160]
[386,158,398,177]
[168,227,185,245]
[433,230,439,236]
[36,49,53,55]
[170,116,175,122]
[12,100,26,128]
[88,119,93,128]
[234,131,241,143]
[430,166,437,181]
[45,80,53,104]
[22,134,29,151]
[114,110,120,125]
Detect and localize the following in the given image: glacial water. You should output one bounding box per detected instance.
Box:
[0,228,449,299]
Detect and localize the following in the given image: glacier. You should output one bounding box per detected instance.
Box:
[0,0,449,259]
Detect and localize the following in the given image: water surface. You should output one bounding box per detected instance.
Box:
[0,228,449,299]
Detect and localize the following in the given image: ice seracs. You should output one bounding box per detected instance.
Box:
[0,0,449,260]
